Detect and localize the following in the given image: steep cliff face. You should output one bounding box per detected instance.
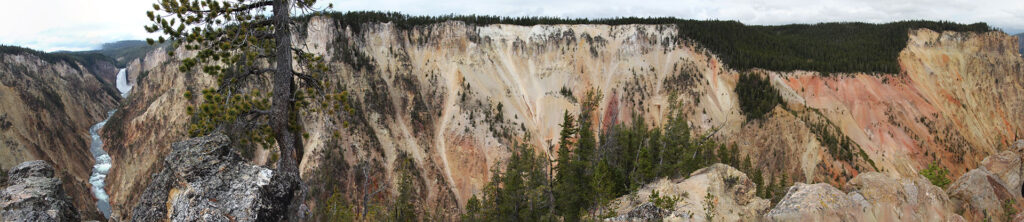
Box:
[102,47,213,220]
[0,50,120,219]
[103,15,1024,219]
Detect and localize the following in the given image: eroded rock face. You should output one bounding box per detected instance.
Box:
[766,172,962,221]
[843,172,961,221]
[104,16,1024,219]
[765,183,858,221]
[0,160,80,221]
[610,164,770,221]
[947,168,1018,221]
[979,151,1023,197]
[130,133,293,221]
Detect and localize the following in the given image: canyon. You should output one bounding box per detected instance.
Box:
[0,14,1022,220]
[97,15,1023,220]
[0,46,120,219]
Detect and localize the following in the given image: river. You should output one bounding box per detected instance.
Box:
[89,68,130,218]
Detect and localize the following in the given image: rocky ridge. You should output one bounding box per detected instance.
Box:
[0,160,81,221]
[764,141,1024,222]
[131,133,293,221]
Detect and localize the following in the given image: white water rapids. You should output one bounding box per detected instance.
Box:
[89,68,131,218]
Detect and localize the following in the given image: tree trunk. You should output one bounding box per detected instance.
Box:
[270,0,304,220]
[271,0,298,178]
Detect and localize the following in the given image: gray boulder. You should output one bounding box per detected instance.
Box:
[0,160,80,222]
[979,151,1023,197]
[764,182,859,221]
[947,168,1018,221]
[130,133,297,221]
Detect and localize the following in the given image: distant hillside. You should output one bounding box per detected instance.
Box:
[88,40,167,67]
[1,45,121,87]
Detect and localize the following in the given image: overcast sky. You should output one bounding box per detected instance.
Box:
[1,0,1021,52]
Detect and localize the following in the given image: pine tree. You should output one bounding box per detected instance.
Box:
[145,0,342,218]
[463,195,483,221]
[554,111,582,221]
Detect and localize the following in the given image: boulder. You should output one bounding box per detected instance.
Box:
[979,151,1023,197]
[843,172,961,221]
[764,183,859,221]
[947,168,1019,221]
[0,160,80,221]
[765,172,966,221]
[609,163,770,221]
[130,133,296,221]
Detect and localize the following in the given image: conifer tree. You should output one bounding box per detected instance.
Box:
[554,110,582,221]
[145,0,341,217]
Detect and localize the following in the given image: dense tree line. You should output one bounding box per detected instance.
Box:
[735,72,783,121]
[462,90,790,221]
[303,11,992,74]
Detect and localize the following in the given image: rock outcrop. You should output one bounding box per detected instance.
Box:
[610,164,770,221]
[130,133,292,221]
[765,146,1024,222]
[765,172,962,221]
[0,160,80,221]
[843,172,960,221]
[947,168,1019,221]
[979,151,1023,197]
[765,183,860,221]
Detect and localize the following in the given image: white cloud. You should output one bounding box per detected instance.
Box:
[1,0,1021,52]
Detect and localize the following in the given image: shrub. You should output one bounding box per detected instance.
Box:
[703,189,717,221]
[649,190,683,210]
[920,161,951,189]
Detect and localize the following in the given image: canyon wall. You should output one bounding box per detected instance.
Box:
[103,16,1024,219]
[0,50,120,219]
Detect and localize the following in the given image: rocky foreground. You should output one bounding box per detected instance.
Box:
[130,133,295,221]
[610,141,1024,221]
[0,161,80,221]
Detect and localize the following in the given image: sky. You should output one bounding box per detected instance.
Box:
[0,0,1021,52]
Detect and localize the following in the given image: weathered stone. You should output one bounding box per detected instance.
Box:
[979,151,1023,197]
[764,182,859,221]
[130,133,295,222]
[0,160,80,222]
[947,168,1019,221]
[843,172,960,221]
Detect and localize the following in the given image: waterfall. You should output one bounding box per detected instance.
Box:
[115,68,132,98]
